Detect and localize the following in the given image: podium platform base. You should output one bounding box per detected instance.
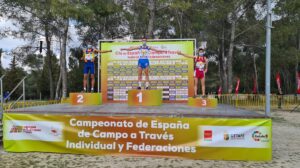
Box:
[70,93,102,105]
[128,90,162,106]
[188,97,218,108]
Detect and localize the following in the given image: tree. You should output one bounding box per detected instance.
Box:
[23,54,44,99]
[68,48,84,93]
[0,48,3,75]
[273,0,300,93]
[3,54,26,99]
[75,0,125,41]
[0,0,61,99]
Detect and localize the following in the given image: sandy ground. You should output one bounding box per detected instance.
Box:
[0,110,299,168]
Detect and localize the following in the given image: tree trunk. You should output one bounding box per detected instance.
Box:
[218,49,222,86]
[0,48,2,74]
[55,71,62,100]
[176,10,183,38]
[147,0,155,38]
[253,54,259,93]
[61,18,69,98]
[45,24,54,100]
[220,24,228,92]
[296,31,300,92]
[227,19,236,93]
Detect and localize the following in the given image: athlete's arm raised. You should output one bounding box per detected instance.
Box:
[149,47,168,53]
[94,49,112,53]
[120,46,140,51]
[176,51,195,59]
[205,57,208,73]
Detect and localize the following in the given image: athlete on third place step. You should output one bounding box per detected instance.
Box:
[120,38,169,90]
[82,44,112,92]
[177,48,208,98]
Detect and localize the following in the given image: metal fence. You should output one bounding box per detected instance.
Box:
[3,100,61,111]
[218,94,300,111]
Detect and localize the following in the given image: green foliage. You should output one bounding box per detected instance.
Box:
[3,55,26,99]
[38,54,60,99]
[68,48,83,92]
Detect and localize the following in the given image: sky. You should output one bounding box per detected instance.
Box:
[0,17,26,68]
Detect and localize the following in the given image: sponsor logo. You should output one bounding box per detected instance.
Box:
[6,120,63,142]
[10,125,41,134]
[50,127,61,137]
[224,132,245,141]
[204,130,212,141]
[199,126,270,148]
[252,131,269,142]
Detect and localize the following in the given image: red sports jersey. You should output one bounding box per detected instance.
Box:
[195,56,206,71]
[194,56,206,79]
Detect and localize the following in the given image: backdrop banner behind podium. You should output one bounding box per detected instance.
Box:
[100,39,195,102]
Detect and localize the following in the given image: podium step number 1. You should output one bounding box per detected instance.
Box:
[128,90,162,106]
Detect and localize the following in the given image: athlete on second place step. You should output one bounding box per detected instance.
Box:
[120,38,169,90]
[81,44,112,92]
[177,48,208,98]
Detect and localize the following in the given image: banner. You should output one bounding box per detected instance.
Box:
[235,78,240,94]
[253,77,257,94]
[218,86,222,96]
[100,39,195,102]
[3,113,272,160]
[276,72,282,94]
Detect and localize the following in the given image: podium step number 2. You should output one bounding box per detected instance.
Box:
[70,93,102,105]
[128,90,162,106]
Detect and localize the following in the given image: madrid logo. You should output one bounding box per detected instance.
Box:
[204,130,212,141]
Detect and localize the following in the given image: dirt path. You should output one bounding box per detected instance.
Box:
[0,111,299,168]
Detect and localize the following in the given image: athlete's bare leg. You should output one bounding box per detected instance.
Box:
[144,67,149,81]
[91,74,95,91]
[194,77,198,97]
[144,67,150,89]
[200,77,205,96]
[137,67,143,89]
[83,74,88,91]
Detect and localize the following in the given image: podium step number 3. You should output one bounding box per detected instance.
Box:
[70,93,102,105]
[188,97,218,108]
[128,90,162,106]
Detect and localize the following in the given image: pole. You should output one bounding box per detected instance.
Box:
[265,0,272,117]
[23,78,25,107]
[98,53,100,93]
[0,75,5,110]
[98,41,101,93]
[0,77,2,121]
[0,78,4,109]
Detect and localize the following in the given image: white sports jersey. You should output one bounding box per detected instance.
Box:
[139,46,150,59]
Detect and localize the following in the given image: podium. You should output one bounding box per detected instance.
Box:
[70,93,102,105]
[188,97,218,108]
[128,90,162,106]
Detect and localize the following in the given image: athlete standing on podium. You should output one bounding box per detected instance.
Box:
[82,45,112,92]
[121,38,168,90]
[177,48,208,98]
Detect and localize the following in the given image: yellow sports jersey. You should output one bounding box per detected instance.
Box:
[84,49,95,62]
